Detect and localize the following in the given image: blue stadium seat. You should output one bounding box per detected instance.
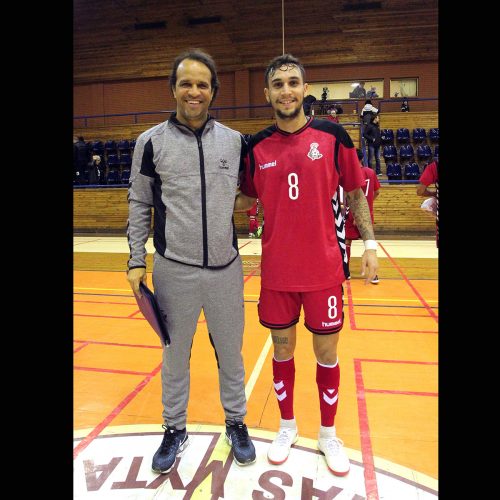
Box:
[399,144,414,162]
[104,140,117,155]
[429,128,439,143]
[380,129,394,144]
[396,128,410,144]
[412,128,427,143]
[382,145,397,162]
[106,153,120,169]
[119,152,132,168]
[121,168,131,184]
[129,139,136,151]
[91,140,104,156]
[404,162,420,180]
[386,162,402,181]
[416,144,432,161]
[117,139,130,155]
[106,169,120,185]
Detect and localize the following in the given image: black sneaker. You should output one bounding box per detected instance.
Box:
[152,425,189,474]
[225,421,256,465]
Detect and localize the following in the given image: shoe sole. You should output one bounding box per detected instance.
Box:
[151,436,190,474]
[225,433,256,466]
[267,433,299,465]
[317,442,350,477]
[371,281,379,284]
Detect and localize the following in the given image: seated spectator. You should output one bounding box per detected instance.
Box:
[401,99,410,112]
[349,81,366,99]
[326,107,339,123]
[332,102,344,115]
[366,86,379,98]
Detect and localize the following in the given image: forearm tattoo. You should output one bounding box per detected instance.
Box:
[346,188,375,241]
[272,335,289,345]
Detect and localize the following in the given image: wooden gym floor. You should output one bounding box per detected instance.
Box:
[73,236,438,499]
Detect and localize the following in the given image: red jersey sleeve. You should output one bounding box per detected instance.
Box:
[419,161,438,186]
[239,154,258,198]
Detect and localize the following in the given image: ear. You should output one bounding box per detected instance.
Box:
[264,87,270,103]
[171,86,176,99]
[303,82,309,94]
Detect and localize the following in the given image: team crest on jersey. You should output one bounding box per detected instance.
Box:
[307,142,323,160]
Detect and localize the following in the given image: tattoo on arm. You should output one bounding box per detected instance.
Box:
[346,188,375,241]
[272,335,289,345]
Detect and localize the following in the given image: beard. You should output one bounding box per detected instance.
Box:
[276,104,302,120]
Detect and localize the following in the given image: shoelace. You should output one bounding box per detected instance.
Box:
[321,436,344,455]
[159,425,183,450]
[275,427,296,446]
[229,423,250,446]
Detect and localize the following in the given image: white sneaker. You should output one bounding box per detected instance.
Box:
[318,434,350,476]
[267,427,299,464]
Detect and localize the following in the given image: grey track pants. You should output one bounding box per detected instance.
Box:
[152,252,247,430]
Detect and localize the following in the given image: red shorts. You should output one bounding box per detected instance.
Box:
[344,218,361,241]
[258,285,344,335]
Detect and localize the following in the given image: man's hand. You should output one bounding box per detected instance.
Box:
[127,267,147,297]
[360,249,378,285]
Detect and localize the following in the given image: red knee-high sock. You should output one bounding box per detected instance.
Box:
[316,361,340,427]
[272,357,295,420]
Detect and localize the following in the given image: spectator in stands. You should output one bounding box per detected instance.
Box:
[303,94,317,116]
[73,136,91,185]
[344,149,381,283]
[332,102,344,115]
[366,86,379,98]
[360,99,378,126]
[401,99,410,112]
[349,81,366,99]
[326,106,339,123]
[87,155,103,185]
[362,114,382,175]
[416,159,438,247]
[235,53,378,476]
[126,49,256,475]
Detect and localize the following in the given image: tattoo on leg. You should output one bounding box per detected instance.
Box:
[272,335,288,345]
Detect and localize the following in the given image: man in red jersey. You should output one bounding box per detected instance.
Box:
[344,149,381,283]
[416,160,439,247]
[235,54,378,476]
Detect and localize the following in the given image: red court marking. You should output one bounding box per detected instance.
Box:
[74,339,162,350]
[358,358,437,365]
[345,280,357,330]
[238,241,253,250]
[352,327,437,334]
[74,366,151,376]
[354,312,435,318]
[244,265,261,283]
[378,243,438,322]
[73,362,162,459]
[73,238,102,246]
[365,389,438,397]
[74,342,89,353]
[353,358,379,500]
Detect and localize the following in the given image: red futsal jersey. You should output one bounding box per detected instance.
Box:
[240,118,364,291]
[419,160,439,247]
[344,166,380,240]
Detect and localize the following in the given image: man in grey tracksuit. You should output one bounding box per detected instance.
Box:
[126,50,256,474]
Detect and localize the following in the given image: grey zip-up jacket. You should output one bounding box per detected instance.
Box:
[127,114,246,270]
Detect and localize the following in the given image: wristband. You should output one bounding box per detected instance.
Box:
[364,239,377,251]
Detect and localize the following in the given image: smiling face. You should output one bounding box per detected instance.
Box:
[264,64,308,122]
[172,58,214,130]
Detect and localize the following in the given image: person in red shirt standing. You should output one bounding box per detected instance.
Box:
[235,54,378,476]
[246,198,262,237]
[344,149,381,283]
[416,160,439,247]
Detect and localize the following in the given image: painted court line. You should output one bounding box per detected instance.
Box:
[245,334,273,401]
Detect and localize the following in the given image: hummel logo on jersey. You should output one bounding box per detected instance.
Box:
[219,158,229,169]
[259,160,277,170]
[307,142,323,160]
[322,319,341,327]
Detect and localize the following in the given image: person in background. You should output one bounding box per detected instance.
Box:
[326,106,339,123]
[362,114,382,175]
[73,136,91,185]
[350,81,366,99]
[87,155,103,185]
[303,94,317,116]
[126,49,256,476]
[401,99,410,112]
[246,198,262,237]
[235,53,378,477]
[366,86,378,98]
[416,159,438,247]
[344,149,381,283]
[360,99,378,126]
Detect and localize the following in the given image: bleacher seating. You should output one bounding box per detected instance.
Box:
[382,145,397,162]
[91,140,104,156]
[399,144,414,162]
[121,169,131,184]
[106,169,121,185]
[119,153,132,169]
[429,128,439,143]
[104,140,117,156]
[386,162,402,181]
[380,128,394,144]
[396,127,410,144]
[412,128,427,143]
[106,153,120,169]
[117,139,131,155]
[404,162,420,180]
[433,145,439,159]
[416,144,432,161]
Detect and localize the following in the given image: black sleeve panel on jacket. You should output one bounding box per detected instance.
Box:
[140,139,156,178]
